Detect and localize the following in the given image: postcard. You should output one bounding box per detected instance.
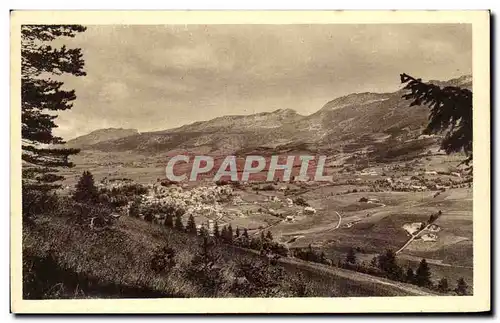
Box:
[10,10,490,314]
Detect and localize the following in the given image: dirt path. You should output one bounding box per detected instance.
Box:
[252,219,283,236]
[283,209,343,237]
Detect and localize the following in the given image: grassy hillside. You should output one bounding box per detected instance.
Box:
[22,196,434,299]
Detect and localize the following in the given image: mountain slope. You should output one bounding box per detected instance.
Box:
[66,128,139,148]
[24,203,435,298]
[68,75,471,155]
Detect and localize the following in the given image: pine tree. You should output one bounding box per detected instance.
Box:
[72,171,98,203]
[243,228,249,239]
[186,214,197,234]
[220,226,227,241]
[235,227,240,238]
[174,213,184,231]
[266,231,273,241]
[415,259,432,287]
[405,267,415,284]
[213,221,220,238]
[164,211,173,227]
[227,224,233,243]
[378,249,402,281]
[199,225,208,237]
[346,247,357,265]
[400,73,472,165]
[437,278,449,293]
[21,25,86,192]
[455,277,468,295]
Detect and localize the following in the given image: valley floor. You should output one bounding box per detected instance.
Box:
[46,150,473,296]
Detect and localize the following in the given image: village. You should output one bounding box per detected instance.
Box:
[92,153,469,252]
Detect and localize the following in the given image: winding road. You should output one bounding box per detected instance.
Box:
[334,211,342,229]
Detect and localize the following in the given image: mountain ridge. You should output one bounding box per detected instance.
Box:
[67,75,471,155]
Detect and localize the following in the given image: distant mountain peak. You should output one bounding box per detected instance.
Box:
[66,128,139,148]
[69,75,465,155]
[269,108,298,114]
[429,74,472,89]
[320,92,390,111]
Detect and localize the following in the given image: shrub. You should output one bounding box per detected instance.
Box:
[150,245,176,274]
[22,188,59,222]
[185,236,225,296]
[232,259,285,297]
[215,180,229,186]
[455,278,469,295]
[405,267,415,284]
[289,272,311,297]
[128,199,141,218]
[436,278,449,293]
[294,197,309,207]
[345,248,357,265]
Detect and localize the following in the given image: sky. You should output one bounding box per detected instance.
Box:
[51,24,472,140]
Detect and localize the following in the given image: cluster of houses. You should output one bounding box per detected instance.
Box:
[264,195,294,208]
[121,178,321,230]
[134,183,239,221]
[403,222,425,236]
[402,221,441,242]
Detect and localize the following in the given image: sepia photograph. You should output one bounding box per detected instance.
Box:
[10,10,490,313]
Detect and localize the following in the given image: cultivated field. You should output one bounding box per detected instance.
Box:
[61,149,473,288]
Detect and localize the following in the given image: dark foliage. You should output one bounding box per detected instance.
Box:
[345,247,357,265]
[405,267,415,284]
[186,214,197,235]
[289,272,311,297]
[401,73,472,165]
[437,278,449,293]
[294,196,310,207]
[72,171,99,204]
[455,277,469,295]
[415,259,432,287]
[213,221,220,238]
[150,246,176,274]
[377,249,403,281]
[174,213,184,231]
[185,236,225,296]
[22,188,58,221]
[22,252,174,299]
[128,199,141,218]
[164,211,174,227]
[22,25,86,191]
[294,244,329,265]
[232,258,286,297]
